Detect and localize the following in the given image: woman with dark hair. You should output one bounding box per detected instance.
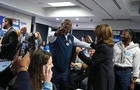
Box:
[76,24,115,90]
[28,49,54,90]
[0,48,53,90]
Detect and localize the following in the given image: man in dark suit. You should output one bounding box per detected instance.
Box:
[0,17,18,60]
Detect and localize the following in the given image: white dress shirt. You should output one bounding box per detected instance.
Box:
[113,41,140,77]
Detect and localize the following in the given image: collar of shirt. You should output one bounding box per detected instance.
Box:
[129,41,135,46]
[120,41,135,48]
[7,27,13,31]
[64,33,70,40]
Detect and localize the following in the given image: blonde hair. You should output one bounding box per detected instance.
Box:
[94,24,114,47]
[35,32,41,39]
[15,29,20,37]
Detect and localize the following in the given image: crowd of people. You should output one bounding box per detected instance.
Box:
[0,17,140,90]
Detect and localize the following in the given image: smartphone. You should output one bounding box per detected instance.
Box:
[19,42,28,57]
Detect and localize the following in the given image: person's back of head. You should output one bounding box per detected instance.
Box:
[94,24,114,47]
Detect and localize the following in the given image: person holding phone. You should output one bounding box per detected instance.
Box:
[0,49,31,90]
[15,49,54,90]
[14,48,54,90]
[0,48,54,90]
[14,51,31,90]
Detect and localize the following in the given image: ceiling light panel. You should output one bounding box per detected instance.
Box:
[48,2,76,7]
[76,18,79,21]
[56,18,60,20]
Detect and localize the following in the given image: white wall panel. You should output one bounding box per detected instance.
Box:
[0,7,32,33]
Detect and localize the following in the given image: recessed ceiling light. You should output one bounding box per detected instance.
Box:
[48,2,75,7]
[56,18,60,21]
[76,18,79,21]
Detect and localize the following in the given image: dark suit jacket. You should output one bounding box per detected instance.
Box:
[0,27,18,60]
[78,43,114,90]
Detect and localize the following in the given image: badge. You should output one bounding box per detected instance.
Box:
[66,42,69,46]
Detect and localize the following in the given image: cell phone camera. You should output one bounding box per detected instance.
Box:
[20,41,28,57]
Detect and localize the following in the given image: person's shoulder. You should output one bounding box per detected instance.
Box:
[25,32,31,36]
[48,31,55,36]
[129,42,139,49]
[115,41,122,45]
[114,41,122,47]
[96,43,113,52]
[8,28,17,35]
[96,43,106,49]
[133,43,140,53]
[68,33,74,37]
[95,43,112,53]
[9,27,15,32]
[133,43,140,50]
[134,43,139,47]
[101,43,113,48]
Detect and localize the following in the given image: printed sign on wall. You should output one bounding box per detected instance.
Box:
[0,16,20,36]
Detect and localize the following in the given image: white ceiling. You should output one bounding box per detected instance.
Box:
[0,0,140,29]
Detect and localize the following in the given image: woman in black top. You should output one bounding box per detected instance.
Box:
[76,24,114,90]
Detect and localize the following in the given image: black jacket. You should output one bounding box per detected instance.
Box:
[78,43,115,90]
[0,27,18,60]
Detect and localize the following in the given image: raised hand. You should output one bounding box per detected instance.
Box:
[76,47,82,54]
[86,35,93,43]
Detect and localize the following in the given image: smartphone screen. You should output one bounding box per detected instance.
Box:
[20,42,28,57]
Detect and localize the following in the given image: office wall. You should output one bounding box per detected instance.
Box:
[0,7,32,33]
[35,17,57,28]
